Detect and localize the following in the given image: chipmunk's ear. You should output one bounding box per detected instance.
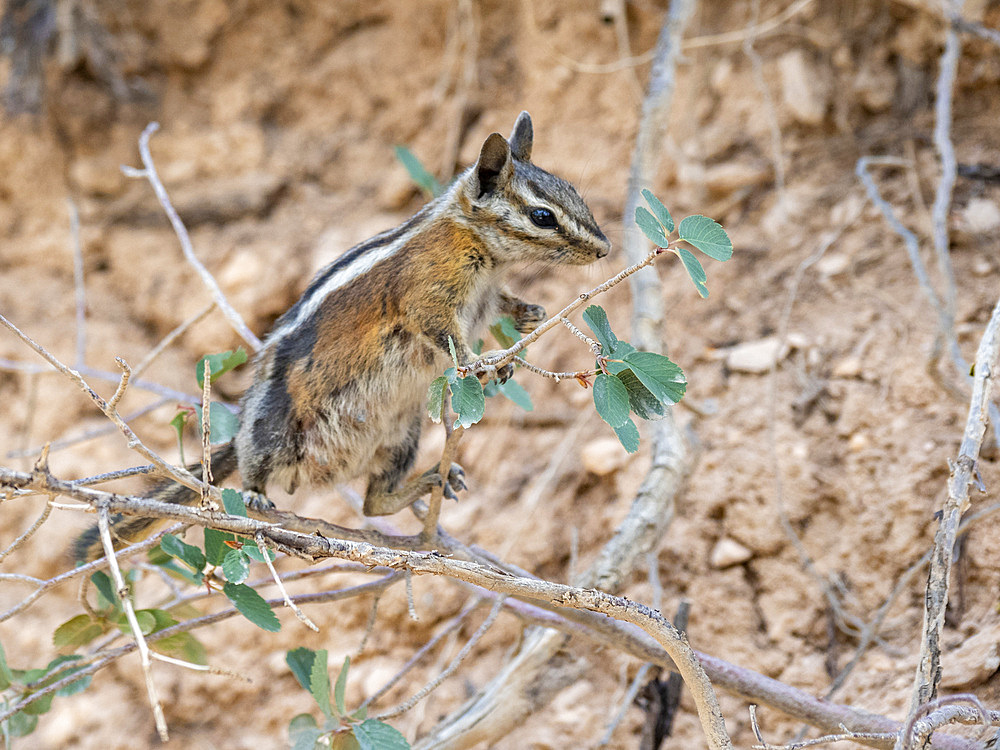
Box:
[508,111,533,162]
[471,132,513,198]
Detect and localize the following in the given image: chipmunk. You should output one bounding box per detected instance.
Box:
[74,111,610,561]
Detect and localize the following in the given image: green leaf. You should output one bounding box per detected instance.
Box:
[161,533,206,574]
[489,316,521,349]
[289,714,323,750]
[0,639,13,689]
[642,188,675,233]
[55,672,92,697]
[592,373,631,428]
[286,648,316,693]
[603,341,636,374]
[450,376,485,428]
[117,609,157,637]
[221,487,247,517]
[222,582,280,632]
[354,719,411,750]
[394,145,442,197]
[616,369,667,420]
[204,528,238,566]
[142,609,178,632]
[242,542,276,563]
[222,549,250,584]
[195,348,248,388]
[151,632,208,665]
[622,351,687,404]
[195,402,241,445]
[427,376,448,423]
[90,571,118,610]
[678,215,733,260]
[310,649,333,718]
[21,690,54,715]
[498,378,533,411]
[333,656,350,718]
[53,615,103,650]
[613,418,640,454]
[331,732,363,750]
[447,336,459,368]
[635,206,668,247]
[582,305,619,353]
[676,246,709,298]
[6,711,38,737]
[169,410,188,464]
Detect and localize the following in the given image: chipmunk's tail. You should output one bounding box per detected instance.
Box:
[72,443,240,563]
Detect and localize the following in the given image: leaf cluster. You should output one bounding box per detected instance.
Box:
[286,649,409,750]
[583,306,686,452]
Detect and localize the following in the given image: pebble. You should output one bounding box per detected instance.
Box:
[961,198,1000,234]
[710,538,753,568]
[703,161,772,195]
[580,438,630,476]
[778,49,831,126]
[725,337,785,374]
[940,624,1000,689]
[847,432,869,452]
[832,356,862,379]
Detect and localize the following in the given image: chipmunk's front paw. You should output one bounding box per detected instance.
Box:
[430,462,466,500]
[512,303,546,333]
[471,351,514,385]
[242,490,276,512]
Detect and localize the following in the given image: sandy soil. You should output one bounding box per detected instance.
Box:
[1,1,999,748]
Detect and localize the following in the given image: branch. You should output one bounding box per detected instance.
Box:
[121,122,262,352]
[0,313,210,497]
[898,291,1000,749]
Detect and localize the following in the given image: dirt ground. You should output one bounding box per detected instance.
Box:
[1,1,1000,748]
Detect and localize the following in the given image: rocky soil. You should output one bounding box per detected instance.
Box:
[1,1,999,748]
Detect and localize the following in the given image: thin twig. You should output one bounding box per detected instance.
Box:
[0,313,210,498]
[0,497,52,562]
[97,504,169,741]
[132,301,216,381]
[121,123,262,351]
[0,358,199,404]
[255,532,319,632]
[898,292,1000,750]
[375,597,506,721]
[459,248,666,375]
[6,398,172,460]
[510,356,597,382]
[361,598,482,712]
[68,197,86,366]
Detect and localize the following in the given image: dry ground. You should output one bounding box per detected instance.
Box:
[1,1,999,748]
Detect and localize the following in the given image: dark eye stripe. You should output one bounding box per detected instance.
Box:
[529,207,558,228]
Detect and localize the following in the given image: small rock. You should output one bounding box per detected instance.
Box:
[832,356,862,379]
[710,538,753,568]
[961,198,1000,234]
[777,49,831,126]
[816,252,850,277]
[703,161,772,195]
[785,332,810,350]
[580,438,630,476]
[940,624,1000,689]
[726,337,785,374]
[973,257,994,277]
[847,432,869,453]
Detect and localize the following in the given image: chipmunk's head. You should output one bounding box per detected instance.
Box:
[459,111,610,265]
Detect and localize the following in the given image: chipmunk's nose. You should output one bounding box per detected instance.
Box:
[595,230,611,258]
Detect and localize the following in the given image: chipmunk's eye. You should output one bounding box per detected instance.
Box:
[529,207,558,229]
